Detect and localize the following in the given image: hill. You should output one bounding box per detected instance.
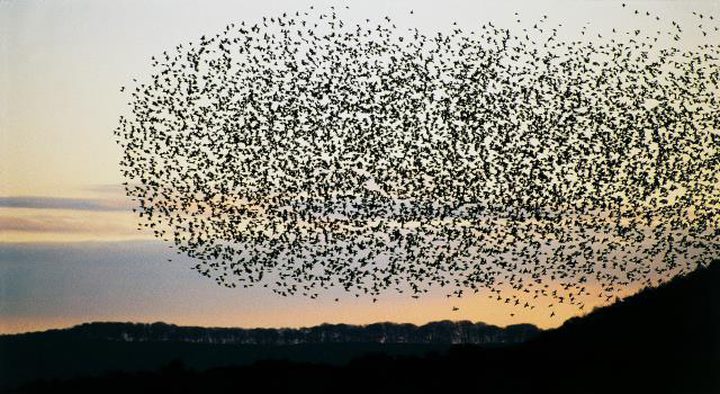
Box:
[2,261,719,393]
[1,319,539,346]
[0,320,539,390]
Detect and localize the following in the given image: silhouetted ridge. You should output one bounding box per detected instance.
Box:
[441,260,720,394]
[3,320,540,346]
[3,261,718,393]
[524,260,720,361]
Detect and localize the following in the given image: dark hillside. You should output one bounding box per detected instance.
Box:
[444,261,720,393]
[0,320,538,390]
[4,261,719,394]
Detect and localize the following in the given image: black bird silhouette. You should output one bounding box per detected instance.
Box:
[115,5,720,316]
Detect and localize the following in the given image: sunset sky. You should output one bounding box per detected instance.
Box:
[1,0,717,334]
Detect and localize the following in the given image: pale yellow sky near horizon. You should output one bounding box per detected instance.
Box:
[1,0,718,334]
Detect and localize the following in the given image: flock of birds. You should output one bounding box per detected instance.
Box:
[116,5,719,316]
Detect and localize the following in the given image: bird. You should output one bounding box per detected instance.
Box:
[114,5,720,320]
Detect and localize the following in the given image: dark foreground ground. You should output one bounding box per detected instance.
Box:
[2,262,719,393]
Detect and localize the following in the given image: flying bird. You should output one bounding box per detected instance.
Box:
[115,5,720,317]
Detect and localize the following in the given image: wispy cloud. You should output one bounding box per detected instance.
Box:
[0,205,149,243]
[81,184,127,195]
[0,216,134,234]
[0,196,130,212]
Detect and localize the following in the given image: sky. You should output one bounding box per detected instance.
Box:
[1,0,718,334]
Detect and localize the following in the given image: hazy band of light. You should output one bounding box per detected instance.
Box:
[0,196,130,211]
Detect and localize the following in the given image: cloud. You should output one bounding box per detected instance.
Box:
[0,207,149,242]
[81,184,127,195]
[0,196,130,212]
[0,216,132,233]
